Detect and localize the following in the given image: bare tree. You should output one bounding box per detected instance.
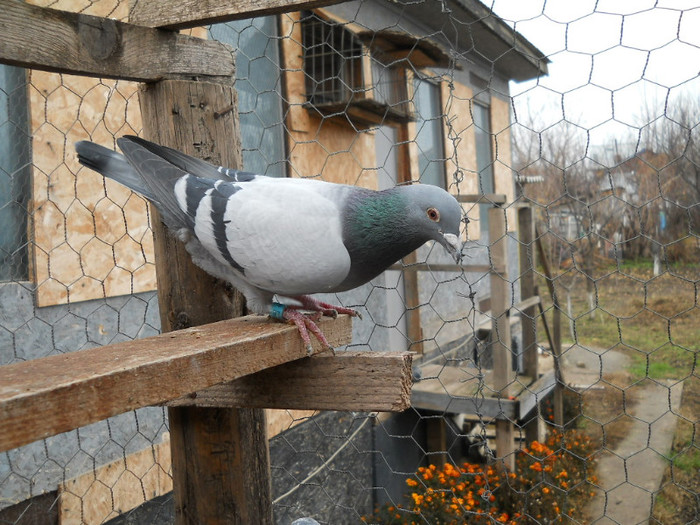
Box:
[512,107,621,330]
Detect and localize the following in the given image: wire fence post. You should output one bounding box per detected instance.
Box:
[138,79,273,525]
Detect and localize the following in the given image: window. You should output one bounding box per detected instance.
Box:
[300,13,411,125]
[210,17,285,177]
[0,65,30,281]
[413,77,446,188]
[370,54,408,110]
[473,101,494,235]
[301,12,364,106]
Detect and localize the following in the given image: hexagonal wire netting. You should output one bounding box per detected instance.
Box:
[0,0,698,524]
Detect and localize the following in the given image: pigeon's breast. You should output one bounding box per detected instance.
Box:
[219,178,352,295]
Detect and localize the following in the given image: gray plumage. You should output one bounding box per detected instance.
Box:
[75,136,463,340]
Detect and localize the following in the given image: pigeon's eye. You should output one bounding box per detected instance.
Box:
[427,207,440,222]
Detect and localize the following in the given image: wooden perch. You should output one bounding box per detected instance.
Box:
[130,0,346,29]
[167,351,413,412]
[0,315,351,452]
[0,1,234,82]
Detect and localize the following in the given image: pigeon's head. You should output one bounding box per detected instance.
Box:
[403,184,463,262]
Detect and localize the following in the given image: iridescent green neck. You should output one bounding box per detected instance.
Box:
[339,189,425,290]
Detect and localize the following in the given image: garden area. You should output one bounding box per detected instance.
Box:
[364,258,698,524]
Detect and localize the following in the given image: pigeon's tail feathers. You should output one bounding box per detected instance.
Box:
[114,137,198,231]
[75,141,157,202]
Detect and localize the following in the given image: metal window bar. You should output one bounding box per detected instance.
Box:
[301,13,363,105]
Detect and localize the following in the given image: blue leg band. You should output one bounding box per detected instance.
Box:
[270,302,286,320]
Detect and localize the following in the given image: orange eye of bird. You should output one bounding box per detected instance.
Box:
[427,208,440,222]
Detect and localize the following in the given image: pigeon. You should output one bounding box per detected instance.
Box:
[75,136,463,353]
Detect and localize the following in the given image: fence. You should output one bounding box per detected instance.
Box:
[0,0,698,524]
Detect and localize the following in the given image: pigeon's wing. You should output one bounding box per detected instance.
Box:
[188,176,353,296]
[120,136,258,183]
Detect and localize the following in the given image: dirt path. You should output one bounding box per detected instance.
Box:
[558,345,684,525]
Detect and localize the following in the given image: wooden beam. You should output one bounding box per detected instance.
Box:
[518,371,557,420]
[411,365,519,420]
[130,0,347,30]
[518,206,541,442]
[137,78,268,525]
[489,206,515,470]
[411,390,518,421]
[0,315,352,453]
[535,226,564,428]
[167,351,413,412]
[0,1,234,82]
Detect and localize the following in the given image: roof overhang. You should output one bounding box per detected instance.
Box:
[395,0,549,82]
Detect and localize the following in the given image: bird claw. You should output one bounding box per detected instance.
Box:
[277,306,334,355]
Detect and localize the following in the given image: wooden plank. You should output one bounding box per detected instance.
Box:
[137,78,269,525]
[489,206,515,470]
[518,206,541,442]
[518,371,557,420]
[130,0,347,29]
[411,389,517,420]
[518,207,538,379]
[535,226,564,427]
[167,351,413,412]
[426,418,448,465]
[0,315,352,453]
[396,123,424,354]
[0,1,234,82]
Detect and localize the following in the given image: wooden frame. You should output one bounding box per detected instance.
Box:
[0,1,234,82]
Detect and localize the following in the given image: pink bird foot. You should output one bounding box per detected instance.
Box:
[269,298,361,355]
[289,295,363,320]
[282,308,332,355]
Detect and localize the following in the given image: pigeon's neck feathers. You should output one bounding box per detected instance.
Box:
[339,187,426,290]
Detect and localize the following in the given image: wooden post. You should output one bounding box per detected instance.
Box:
[535,229,564,428]
[489,206,515,470]
[138,79,273,524]
[397,124,424,353]
[518,206,540,443]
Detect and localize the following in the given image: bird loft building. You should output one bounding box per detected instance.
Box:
[0,0,553,523]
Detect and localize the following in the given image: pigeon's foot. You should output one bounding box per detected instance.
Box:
[291,295,363,320]
[275,307,334,356]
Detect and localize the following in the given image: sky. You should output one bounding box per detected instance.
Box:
[487,0,700,161]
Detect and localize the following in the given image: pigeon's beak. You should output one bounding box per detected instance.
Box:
[440,233,463,264]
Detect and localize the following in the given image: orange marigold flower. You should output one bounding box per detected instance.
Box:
[406,478,418,487]
[542,487,550,494]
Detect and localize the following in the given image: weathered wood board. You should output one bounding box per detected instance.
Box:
[0,314,351,452]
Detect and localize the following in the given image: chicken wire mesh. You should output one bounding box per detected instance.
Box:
[0,0,698,524]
